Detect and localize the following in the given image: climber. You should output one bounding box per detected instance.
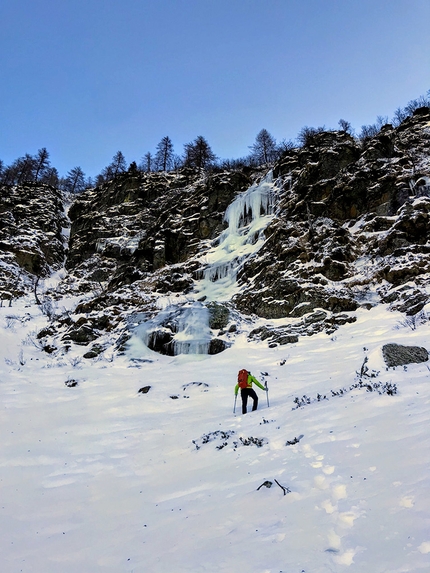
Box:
[235,369,267,414]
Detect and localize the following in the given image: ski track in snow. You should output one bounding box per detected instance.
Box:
[1,300,430,573]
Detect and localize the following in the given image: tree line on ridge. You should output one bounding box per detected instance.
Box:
[1,90,428,193]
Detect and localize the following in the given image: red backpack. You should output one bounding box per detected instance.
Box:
[237,369,249,389]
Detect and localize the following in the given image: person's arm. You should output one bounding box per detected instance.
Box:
[234,383,239,395]
[250,375,266,391]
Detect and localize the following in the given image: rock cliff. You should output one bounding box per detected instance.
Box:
[1,107,430,354]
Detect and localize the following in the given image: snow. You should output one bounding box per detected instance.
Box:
[1,298,430,572]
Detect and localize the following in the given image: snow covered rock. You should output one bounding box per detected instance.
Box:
[0,183,67,296]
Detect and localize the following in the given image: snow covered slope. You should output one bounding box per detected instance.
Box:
[1,295,429,572]
[2,108,430,573]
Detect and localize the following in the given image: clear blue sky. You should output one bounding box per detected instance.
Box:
[1,0,429,178]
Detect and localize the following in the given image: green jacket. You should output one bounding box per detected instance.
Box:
[235,373,265,395]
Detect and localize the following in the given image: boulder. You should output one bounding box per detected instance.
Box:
[208,338,230,354]
[64,324,99,345]
[382,343,428,367]
[138,386,151,394]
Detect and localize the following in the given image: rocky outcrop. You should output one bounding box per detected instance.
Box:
[0,183,67,298]
[233,108,430,318]
[66,169,251,284]
[248,311,357,344]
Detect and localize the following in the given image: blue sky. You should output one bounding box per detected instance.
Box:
[1,0,429,178]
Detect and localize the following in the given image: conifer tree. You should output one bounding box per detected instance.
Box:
[155,136,174,171]
[64,166,86,193]
[249,129,277,164]
[183,136,216,169]
[141,152,153,172]
[109,151,127,177]
[34,148,50,183]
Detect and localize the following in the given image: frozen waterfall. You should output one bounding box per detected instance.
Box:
[196,170,280,302]
[138,171,281,355]
[173,302,212,355]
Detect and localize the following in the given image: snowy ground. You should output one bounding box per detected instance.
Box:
[1,298,430,573]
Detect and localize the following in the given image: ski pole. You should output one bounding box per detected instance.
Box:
[265,381,270,408]
[233,394,237,414]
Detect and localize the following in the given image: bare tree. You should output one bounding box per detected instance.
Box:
[297,126,326,147]
[17,154,36,184]
[141,152,153,173]
[96,150,127,183]
[183,136,216,169]
[172,154,183,170]
[249,129,277,164]
[358,116,388,142]
[109,150,127,177]
[34,148,50,183]
[64,166,86,193]
[154,136,174,171]
[338,119,353,134]
[42,166,59,187]
[392,91,430,126]
[392,107,409,127]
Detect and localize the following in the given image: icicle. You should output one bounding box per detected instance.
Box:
[173,302,211,355]
[197,170,280,301]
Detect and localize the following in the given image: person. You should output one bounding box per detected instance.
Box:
[235,370,267,414]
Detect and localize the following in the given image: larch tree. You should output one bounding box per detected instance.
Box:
[155,136,174,171]
[64,166,86,193]
[109,151,127,177]
[96,150,127,183]
[249,129,277,164]
[183,136,216,169]
[34,148,50,183]
[141,152,153,172]
[17,154,37,184]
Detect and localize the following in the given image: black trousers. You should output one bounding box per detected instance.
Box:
[241,388,258,414]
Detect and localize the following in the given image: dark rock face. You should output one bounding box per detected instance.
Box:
[64,323,99,345]
[382,343,428,367]
[249,310,357,343]
[207,302,230,329]
[146,329,175,356]
[0,183,67,295]
[66,169,251,284]
[380,286,429,316]
[233,108,430,318]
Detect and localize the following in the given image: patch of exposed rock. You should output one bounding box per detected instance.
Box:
[249,310,357,345]
[0,183,67,298]
[382,343,428,367]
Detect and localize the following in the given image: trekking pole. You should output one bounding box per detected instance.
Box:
[265,381,270,408]
[233,394,237,414]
